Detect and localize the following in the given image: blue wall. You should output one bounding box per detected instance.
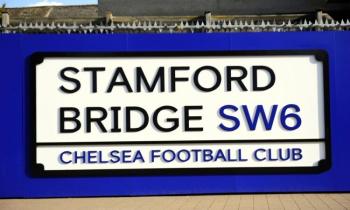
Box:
[0,32,349,198]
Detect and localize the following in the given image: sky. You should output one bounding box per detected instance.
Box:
[1,0,97,7]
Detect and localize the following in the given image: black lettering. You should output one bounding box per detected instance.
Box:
[226,66,248,91]
[126,107,149,132]
[252,66,276,91]
[184,106,203,132]
[59,107,81,133]
[153,106,179,132]
[136,67,165,92]
[110,107,121,132]
[193,66,221,92]
[83,67,105,93]
[170,66,189,92]
[86,107,108,133]
[107,67,133,93]
[59,67,81,94]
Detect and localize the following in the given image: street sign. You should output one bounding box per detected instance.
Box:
[32,51,330,176]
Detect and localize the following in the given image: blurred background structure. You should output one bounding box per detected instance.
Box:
[0,0,350,33]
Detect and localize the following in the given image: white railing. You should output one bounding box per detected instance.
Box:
[1,19,350,33]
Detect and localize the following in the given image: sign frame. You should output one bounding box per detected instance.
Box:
[29,50,331,177]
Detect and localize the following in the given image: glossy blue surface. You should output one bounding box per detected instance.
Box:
[0,32,349,198]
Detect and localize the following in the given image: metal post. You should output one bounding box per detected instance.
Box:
[317,10,323,24]
[2,12,9,27]
[105,11,113,24]
[205,11,211,25]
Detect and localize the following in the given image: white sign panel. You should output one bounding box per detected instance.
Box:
[31,51,330,176]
